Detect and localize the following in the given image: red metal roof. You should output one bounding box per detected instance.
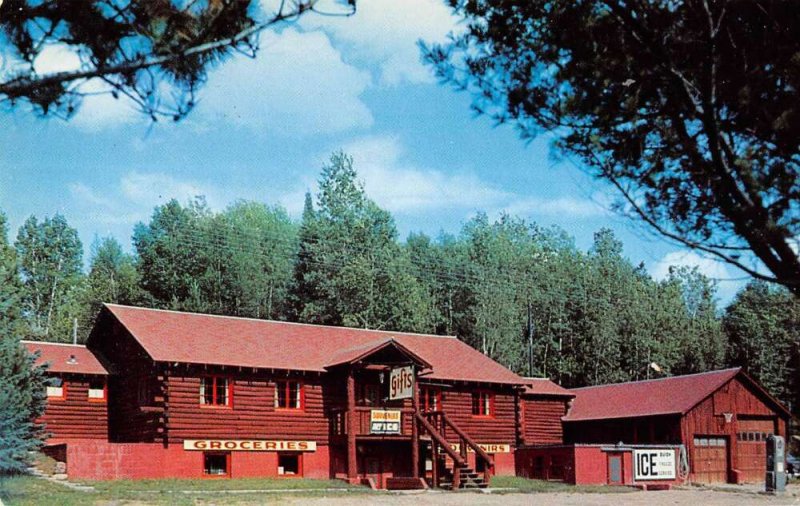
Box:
[22,341,108,375]
[563,368,741,421]
[99,304,525,385]
[522,377,574,397]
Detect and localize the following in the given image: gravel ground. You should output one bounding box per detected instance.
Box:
[270,487,800,506]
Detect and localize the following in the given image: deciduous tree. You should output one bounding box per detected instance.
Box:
[423,0,800,293]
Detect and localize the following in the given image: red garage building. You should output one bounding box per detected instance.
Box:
[519,368,792,486]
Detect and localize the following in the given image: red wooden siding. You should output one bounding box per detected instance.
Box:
[165,371,331,444]
[89,318,165,443]
[439,387,517,444]
[522,397,568,445]
[40,375,108,440]
[681,376,787,484]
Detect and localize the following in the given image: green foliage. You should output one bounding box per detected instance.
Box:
[724,281,799,413]
[15,214,84,341]
[0,212,48,475]
[291,152,435,331]
[134,198,297,319]
[423,0,800,293]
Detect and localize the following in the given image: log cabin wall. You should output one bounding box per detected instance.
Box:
[40,374,108,440]
[164,366,333,444]
[521,396,569,445]
[88,318,165,443]
[439,385,517,443]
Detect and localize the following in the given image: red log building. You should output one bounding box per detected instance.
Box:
[27,304,792,489]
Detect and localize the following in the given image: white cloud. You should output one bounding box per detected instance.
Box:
[199,28,372,136]
[650,250,731,282]
[298,0,460,85]
[120,172,214,209]
[341,135,508,213]
[281,135,614,222]
[497,194,612,219]
[31,45,140,130]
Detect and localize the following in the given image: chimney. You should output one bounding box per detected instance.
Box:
[67,354,78,365]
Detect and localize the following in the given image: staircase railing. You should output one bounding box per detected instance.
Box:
[423,410,495,485]
[414,412,466,489]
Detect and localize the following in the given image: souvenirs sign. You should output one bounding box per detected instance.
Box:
[370,409,401,434]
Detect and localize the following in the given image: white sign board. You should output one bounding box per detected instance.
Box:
[370,410,401,434]
[633,449,676,480]
[389,366,414,400]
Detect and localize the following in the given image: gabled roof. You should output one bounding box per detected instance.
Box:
[564,368,743,422]
[22,340,108,376]
[94,304,525,385]
[324,338,432,369]
[521,377,574,398]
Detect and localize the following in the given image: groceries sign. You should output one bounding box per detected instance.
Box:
[183,440,316,452]
[389,366,414,400]
[633,449,676,480]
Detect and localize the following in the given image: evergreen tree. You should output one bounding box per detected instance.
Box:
[0,211,48,474]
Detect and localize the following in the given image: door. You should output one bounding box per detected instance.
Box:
[692,436,728,483]
[736,418,775,483]
[608,453,623,485]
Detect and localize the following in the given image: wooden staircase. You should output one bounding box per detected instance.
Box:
[415,410,493,489]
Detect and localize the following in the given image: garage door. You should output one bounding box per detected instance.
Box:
[692,436,728,483]
[736,418,775,483]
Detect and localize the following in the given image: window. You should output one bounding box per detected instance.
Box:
[275,381,303,410]
[203,452,230,477]
[46,377,66,400]
[471,391,494,416]
[88,379,106,402]
[360,384,381,406]
[200,376,231,407]
[421,387,441,412]
[278,453,301,476]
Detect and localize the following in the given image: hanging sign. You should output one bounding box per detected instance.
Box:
[633,449,676,480]
[370,410,401,434]
[389,366,414,400]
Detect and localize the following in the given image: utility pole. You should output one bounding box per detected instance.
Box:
[527,300,534,377]
[72,318,78,345]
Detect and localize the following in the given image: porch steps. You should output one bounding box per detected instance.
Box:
[438,463,489,490]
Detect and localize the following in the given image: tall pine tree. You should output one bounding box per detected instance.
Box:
[0,211,49,474]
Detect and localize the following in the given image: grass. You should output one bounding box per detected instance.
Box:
[0,475,373,506]
[489,475,636,494]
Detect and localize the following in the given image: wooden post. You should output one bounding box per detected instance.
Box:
[411,368,420,479]
[432,440,439,488]
[453,466,461,490]
[347,369,357,481]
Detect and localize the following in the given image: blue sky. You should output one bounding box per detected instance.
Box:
[0,0,743,303]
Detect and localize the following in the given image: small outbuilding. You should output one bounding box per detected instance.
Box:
[562,368,792,484]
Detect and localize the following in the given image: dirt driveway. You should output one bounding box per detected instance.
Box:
[270,487,799,506]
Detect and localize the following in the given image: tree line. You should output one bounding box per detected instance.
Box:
[1,153,798,417]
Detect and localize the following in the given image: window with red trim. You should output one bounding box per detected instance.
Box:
[471,391,494,416]
[46,376,66,400]
[88,378,107,402]
[200,376,231,407]
[421,387,441,412]
[275,380,304,410]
